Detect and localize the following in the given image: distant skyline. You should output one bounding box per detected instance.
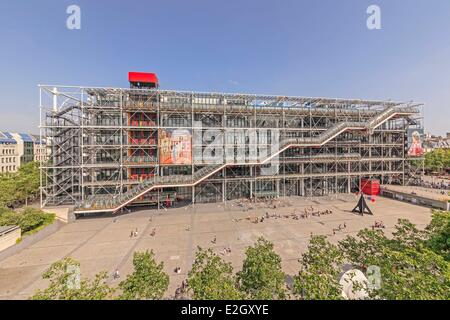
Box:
[0,0,449,135]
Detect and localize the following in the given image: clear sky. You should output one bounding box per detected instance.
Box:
[0,0,449,135]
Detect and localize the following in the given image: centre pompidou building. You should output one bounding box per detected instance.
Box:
[39,72,424,215]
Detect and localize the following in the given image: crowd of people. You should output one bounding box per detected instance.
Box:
[409,178,450,190]
[332,223,347,235]
[232,206,335,225]
[372,220,385,230]
[218,246,232,256]
[129,228,139,238]
[300,206,334,219]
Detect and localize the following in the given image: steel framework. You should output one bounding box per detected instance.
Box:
[39,85,424,214]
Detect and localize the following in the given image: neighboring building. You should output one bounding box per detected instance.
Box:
[30,134,49,163]
[0,132,20,173]
[39,72,423,214]
[424,133,450,152]
[11,133,35,165]
[0,132,48,173]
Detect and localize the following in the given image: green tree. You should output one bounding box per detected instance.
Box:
[339,221,450,300]
[375,246,450,300]
[237,237,287,299]
[118,250,169,300]
[293,235,344,300]
[426,210,450,261]
[187,247,243,300]
[31,258,114,300]
[16,162,40,206]
[0,173,17,208]
[391,218,427,249]
[0,162,40,208]
[424,149,450,173]
[0,207,54,234]
[338,227,389,272]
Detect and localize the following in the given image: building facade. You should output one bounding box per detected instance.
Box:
[424,133,450,152]
[30,134,49,162]
[39,73,424,214]
[0,132,20,173]
[11,133,35,165]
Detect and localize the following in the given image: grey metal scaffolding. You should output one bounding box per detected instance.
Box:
[39,85,424,214]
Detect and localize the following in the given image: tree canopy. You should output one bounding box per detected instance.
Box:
[0,161,40,208]
[118,250,169,300]
[238,237,287,299]
[187,247,244,300]
[31,258,115,300]
[425,210,450,261]
[338,217,450,300]
[0,207,54,234]
[293,235,344,300]
[424,148,450,173]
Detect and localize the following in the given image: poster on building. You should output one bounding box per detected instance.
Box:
[159,129,192,164]
[407,128,425,157]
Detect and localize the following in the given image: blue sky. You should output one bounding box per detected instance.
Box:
[0,0,449,135]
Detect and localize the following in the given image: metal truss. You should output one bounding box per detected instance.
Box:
[39,85,423,213]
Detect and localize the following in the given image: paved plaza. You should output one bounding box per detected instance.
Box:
[0,194,433,300]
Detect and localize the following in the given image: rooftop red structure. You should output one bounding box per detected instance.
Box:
[128,72,159,88]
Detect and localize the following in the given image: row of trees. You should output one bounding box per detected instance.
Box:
[0,162,54,235]
[31,211,449,300]
[0,207,55,235]
[0,162,40,208]
[424,148,450,173]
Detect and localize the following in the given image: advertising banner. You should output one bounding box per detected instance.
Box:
[407,128,425,157]
[159,129,192,165]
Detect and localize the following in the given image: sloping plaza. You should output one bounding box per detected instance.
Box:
[0,195,432,299]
